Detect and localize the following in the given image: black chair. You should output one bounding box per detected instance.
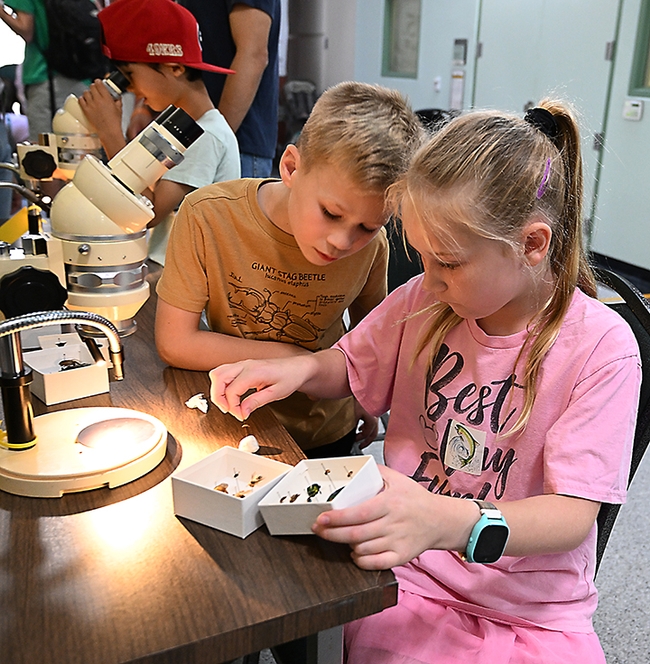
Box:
[387,219,423,294]
[593,267,650,576]
[415,107,456,134]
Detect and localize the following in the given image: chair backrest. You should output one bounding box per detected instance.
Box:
[415,108,454,132]
[387,220,423,293]
[593,267,650,575]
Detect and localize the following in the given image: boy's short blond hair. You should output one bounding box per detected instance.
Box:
[296,81,423,193]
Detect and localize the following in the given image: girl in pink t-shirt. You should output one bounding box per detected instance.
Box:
[209,101,640,663]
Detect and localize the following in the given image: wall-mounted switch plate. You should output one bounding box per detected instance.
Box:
[623,99,643,121]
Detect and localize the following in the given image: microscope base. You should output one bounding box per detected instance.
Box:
[0,407,167,497]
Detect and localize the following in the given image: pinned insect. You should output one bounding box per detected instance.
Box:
[321,463,337,491]
[59,358,90,371]
[234,489,252,498]
[248,474,263,487]
[232,468,241,492]
[289,493,300,503]
[344,466,354,478]
[306,483,321,502]
[214,482,229,493]
[327,487,344,501]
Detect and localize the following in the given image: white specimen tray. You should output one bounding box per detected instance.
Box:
[0,407,168,498]
[259,455,384,536]
[22,329,112,405]
[171,446,292,539]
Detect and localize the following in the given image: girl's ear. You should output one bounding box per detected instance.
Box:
[279,144,301,187]
[522,219,552,267]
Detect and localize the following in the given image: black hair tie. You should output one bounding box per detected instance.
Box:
[524,107,559,140]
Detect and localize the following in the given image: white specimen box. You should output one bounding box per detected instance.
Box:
[23,340,109,405]
[259,455,384,536]
[171,446,292,539]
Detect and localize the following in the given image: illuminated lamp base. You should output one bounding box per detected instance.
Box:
[0,407,167,498]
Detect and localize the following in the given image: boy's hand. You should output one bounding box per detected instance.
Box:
[354,399,379,449]
[78,80,126,158]
[312,465,476,570]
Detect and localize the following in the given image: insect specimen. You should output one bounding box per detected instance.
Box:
[306,483,321,502]
[289,493,300,503]
[214,482,229,493]
[59,358,90,371]
[327,487,344,501]
[321,463,337,492]
[248,474,263,487]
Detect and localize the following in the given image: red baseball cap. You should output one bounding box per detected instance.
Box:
[98,0,235,75]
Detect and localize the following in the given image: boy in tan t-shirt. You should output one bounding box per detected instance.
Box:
[155,81,423,456]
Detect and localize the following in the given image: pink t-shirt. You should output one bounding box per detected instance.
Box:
[335,275,640,633]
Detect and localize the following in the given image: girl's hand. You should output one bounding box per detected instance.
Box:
[312,465,477,570]
[209,349,352,421]
[209,356,314,421]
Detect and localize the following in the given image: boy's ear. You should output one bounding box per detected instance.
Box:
[522,218,552,266]
[279,144,301,187]
[162,63,186,78]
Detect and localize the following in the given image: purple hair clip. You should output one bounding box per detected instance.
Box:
[536,158,551,199]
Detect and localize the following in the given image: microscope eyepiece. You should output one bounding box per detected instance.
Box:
[157,106,204,149]
[103,70,130,99]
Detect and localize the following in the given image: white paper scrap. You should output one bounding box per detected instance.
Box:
[238,434,260,453]
[185,393,209,414]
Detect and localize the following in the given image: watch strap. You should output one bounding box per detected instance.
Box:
[462,499,509,564]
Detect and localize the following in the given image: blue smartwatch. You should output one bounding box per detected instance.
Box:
[463,500,510,564]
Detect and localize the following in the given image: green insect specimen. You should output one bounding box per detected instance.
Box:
[306,483,321,502]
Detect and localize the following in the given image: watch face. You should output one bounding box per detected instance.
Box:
[474,524,509,563]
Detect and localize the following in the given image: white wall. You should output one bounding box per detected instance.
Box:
[323,0,356,88]
[286,0,357,92]
[350,0,650,272]
[590,0,650,270]
[354,0,479,111]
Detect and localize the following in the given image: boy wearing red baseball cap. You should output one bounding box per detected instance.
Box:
[78,0,240,264]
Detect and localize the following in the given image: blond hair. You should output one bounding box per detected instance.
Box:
[389,100,596,435]
[296,81,423,193]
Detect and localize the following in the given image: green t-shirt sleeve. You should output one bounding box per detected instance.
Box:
[5,0,49,84]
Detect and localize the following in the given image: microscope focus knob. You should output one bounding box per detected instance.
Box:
[0,266,67,318]
[21,149,58,180]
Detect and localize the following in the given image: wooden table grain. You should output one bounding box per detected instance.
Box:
[0,267,397,664]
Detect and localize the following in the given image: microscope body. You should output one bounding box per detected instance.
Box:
[15,71,129,181]
[2,96,203,334]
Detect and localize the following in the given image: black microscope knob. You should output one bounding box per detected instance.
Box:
[0,266,67,318]
[21,149,58,180]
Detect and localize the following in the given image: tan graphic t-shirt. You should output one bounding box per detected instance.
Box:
[157,178,388,449]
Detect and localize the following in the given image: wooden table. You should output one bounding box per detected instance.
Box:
[0,268,397,664]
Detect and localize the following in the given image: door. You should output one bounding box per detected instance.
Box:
[472,0,622,224]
